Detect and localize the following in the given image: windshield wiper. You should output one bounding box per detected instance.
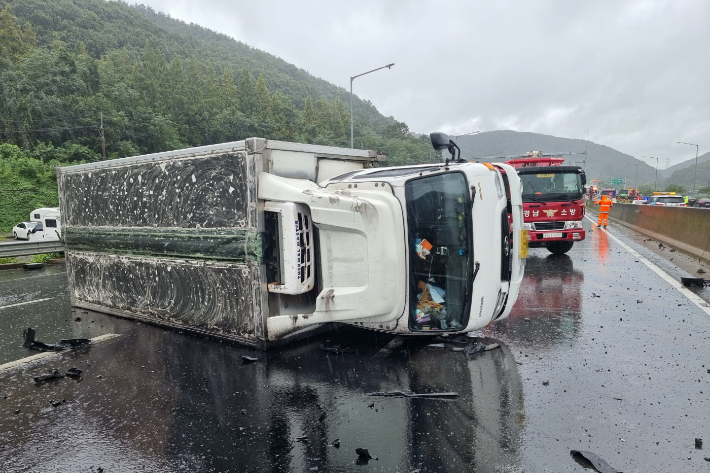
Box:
[523,196,547,205]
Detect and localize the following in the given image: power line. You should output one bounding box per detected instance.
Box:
[0,125,99,134]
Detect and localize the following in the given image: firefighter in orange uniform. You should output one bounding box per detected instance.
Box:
[594,195,612,227]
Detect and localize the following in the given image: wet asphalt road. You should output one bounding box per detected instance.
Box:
[0,218,709,473]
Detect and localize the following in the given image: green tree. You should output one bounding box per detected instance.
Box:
[0,5,36,64]
[663,184,686,194]
[254,73,272,122]
[300,96,316,143]
[238,69,256,116]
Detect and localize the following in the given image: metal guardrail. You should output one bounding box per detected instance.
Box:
[0,240,65,258]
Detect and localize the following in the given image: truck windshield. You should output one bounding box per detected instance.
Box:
[519,171,583,202]
[405,172,472,331]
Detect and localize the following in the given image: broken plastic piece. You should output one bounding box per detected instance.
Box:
[356,448,372,459]
[681,277,707,287]
[66,368,83,378]
[696,438,703,449]
[33,369,65,383]
[23,328,90,352]
[368,391,458,399]
[464,339,500,357]
[242,356,258,364]
[570,450,621,473]
[331,438,340,448]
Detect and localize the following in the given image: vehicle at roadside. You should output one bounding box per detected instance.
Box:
[696,198,710,208]
[27,209,61,241]
[57,136,525,349]
[646,193,686,207]
[12,221,38,240]
[494,151,586,255]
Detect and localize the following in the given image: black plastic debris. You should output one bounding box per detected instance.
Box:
[368,391,458,399]
[331,439,340,448]
[464,339,499,357]
[570,450,621,473]
[698,268,706,274]
[50,399,67,407]
[66,368,83,378]
[23,328,91,352]
[356,448,372,459]
[681,277,708,287]
[696,438,703,449]
[241,356,258,364]
[295,436,308,443]
[33,369,66,383]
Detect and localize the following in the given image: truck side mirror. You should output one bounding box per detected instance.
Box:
[430,132,462,163]
[430,132,451,151]
[580,172,586,186]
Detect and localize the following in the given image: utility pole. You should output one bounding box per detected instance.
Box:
[100,113,106,159]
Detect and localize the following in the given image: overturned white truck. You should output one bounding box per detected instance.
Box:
[57,136,525,349]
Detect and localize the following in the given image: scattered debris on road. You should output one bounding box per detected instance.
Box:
[241,356,258,364]
[696,438,703,449]
[367,391,458,399]
[23,328,91,352]
[570,450,621,473]
[464,339,500,357]
[33,369,65,383]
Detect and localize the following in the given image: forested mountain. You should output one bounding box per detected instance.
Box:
[665,156,710,193]
[660,151,710,178]
[455,130,660,190]
[0,0,432,230]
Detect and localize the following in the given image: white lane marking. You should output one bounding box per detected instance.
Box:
[0,333,121,373]
[0,297,54,310]
[585,215,710,316]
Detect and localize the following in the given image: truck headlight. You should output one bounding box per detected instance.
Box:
[523,223,534,231]
[564,220,582,229]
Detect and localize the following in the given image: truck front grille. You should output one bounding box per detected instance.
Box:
[297,212,312,283]
[534,221,564,231]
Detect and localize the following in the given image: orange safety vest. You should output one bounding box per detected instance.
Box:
[595,197,613,213]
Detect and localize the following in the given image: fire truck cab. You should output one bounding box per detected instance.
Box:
[505,152,586,255]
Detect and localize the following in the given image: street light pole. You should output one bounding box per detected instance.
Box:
[350,63,394,148]
[677,141,699,194]
[644,156,658,191]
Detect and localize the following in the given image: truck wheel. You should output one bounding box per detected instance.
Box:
[546,241,574,255]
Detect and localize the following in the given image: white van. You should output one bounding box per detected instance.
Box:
[28,207,61,241]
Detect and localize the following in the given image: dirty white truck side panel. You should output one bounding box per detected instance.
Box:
[57,138,378,348]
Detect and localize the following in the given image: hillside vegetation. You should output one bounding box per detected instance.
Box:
[0,0,434,230]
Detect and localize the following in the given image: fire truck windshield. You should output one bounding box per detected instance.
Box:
[405,172,472,331]
[519,171,583,202]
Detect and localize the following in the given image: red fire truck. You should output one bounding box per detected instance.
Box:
[501,151,587,255]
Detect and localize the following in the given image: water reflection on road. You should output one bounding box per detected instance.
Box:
[1,313,524,473]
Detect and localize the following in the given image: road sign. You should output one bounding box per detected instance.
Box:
[610,178,623,186]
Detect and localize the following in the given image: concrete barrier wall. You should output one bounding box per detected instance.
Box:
[587,201,710,260]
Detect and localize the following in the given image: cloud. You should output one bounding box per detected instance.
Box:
[131,0,710,168]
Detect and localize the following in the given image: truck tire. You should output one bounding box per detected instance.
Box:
[546,241,574,255]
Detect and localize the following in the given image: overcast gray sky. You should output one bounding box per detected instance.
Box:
[132,0,708,168]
